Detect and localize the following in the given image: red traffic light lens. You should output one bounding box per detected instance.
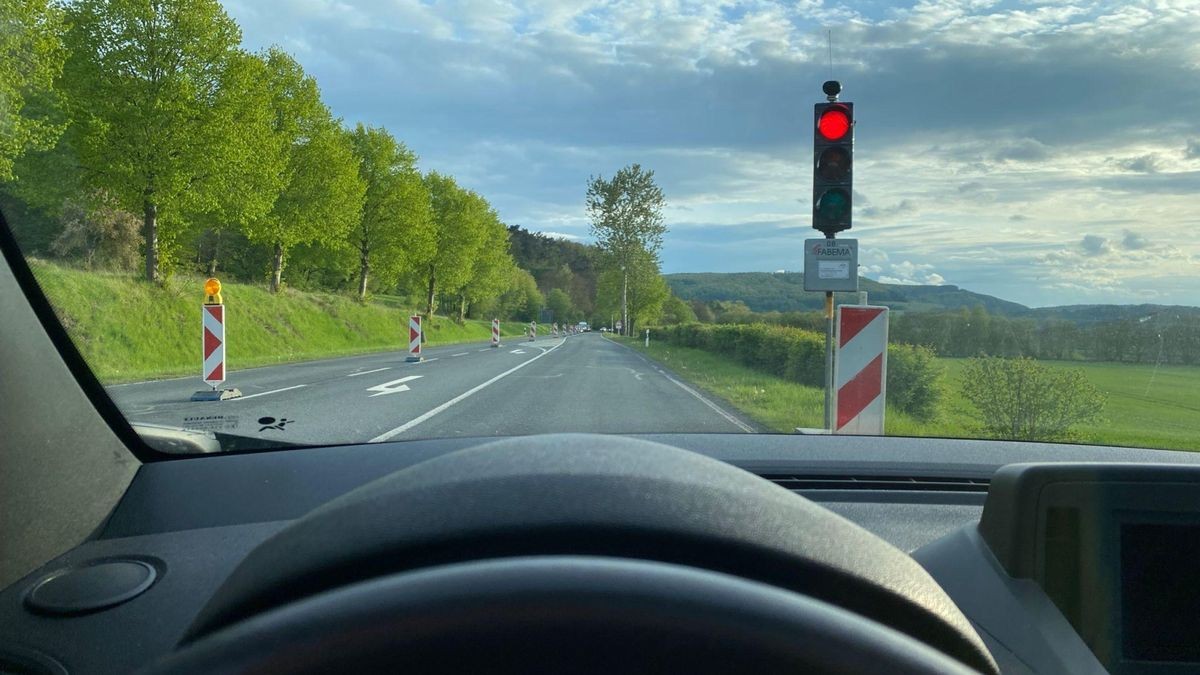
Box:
[818,107,851,141]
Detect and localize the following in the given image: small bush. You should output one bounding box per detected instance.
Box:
[961,356,1106,441]
[886,343,943,421]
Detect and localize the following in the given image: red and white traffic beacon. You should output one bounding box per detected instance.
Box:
[491,318,501,348]
[190,278,242,401]
[407,315,423,363]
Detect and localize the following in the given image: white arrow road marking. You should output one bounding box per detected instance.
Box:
[510,349,526,354]
[371,341,564,442]
[367,375,423,397]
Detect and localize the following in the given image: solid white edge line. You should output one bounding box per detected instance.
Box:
[371,341,564,442]
[231,384,307,400]
[605,337,755,434]
[347,367,390,377]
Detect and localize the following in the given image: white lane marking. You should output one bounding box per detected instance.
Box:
[371,342,563,442]
[510,349,526,354]
[231,384,307,401]
[367,375,423,397]
[452,352,469,357]
[605,339,755,433]
[347,367,390,378]
[477,348,490,352]
[411,357,439,364]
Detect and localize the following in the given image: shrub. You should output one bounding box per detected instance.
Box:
[885,343,943,421]
[961,356,1106,441]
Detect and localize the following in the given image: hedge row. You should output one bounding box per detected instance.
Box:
[648,323,943,420]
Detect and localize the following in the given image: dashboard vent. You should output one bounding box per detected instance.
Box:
[762,474,990,493]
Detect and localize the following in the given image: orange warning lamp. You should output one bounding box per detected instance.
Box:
[203,278,223,305]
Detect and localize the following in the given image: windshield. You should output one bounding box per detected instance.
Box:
[1,0,1197,454]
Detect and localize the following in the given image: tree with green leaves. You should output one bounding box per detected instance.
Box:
[348,124,434,300]
[545,288,574,324]
[187,50,286,276]
[586,164,666,334]
[458,213,514,321]
[595,248,667,336]
[491,267,542,322]
[660,294,697,325]
[421,171,489,319]
[61,0,272,282]
[242,49,364,293]
[0,0,66,181]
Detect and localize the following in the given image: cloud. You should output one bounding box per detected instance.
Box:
[993,139,1051,163]
[1080,234,1111,257]
[541,231,583,241]
[861,199,917,219]
[216,0,1200,308]
[1114,154,1162,173]
[1122,230,1149,250]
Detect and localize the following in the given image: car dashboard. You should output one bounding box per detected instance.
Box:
[2,433,1200,674]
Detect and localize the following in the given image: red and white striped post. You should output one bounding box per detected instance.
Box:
[190,278,241,401]
[406,315,423,362]
[491,318,501,348]
[202,304,225,388]
[529,321,536,341]
[832,305,889,435]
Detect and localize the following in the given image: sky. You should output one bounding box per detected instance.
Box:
[221,0,1200,308]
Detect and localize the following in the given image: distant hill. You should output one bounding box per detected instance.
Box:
[665,271,1200,323]
[665,272,1029,316]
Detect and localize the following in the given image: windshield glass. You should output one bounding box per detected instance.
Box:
[2,0,1197,453]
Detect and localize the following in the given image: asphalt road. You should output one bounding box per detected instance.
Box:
[107,333,758,447]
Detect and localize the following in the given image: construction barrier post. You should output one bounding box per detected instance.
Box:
[190,278,241,401]
[491,318,501,348]
[407,315,423,362]
[645,329,649,347]
[529,321,536,341]
[832,305,889,435]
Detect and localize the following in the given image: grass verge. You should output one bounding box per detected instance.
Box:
[29,259,541,383]
[614,334,1200,452]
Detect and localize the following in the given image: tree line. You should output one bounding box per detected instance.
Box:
[678,299,1200,366]
[1,0,700,331]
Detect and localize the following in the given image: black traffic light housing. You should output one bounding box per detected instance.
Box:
[813,81,853,237]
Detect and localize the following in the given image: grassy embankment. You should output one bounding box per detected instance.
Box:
[29,259,540,383]
[610,334,1200,452]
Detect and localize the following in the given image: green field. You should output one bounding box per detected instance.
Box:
[614,336,1200,453]
[28,260,539,382]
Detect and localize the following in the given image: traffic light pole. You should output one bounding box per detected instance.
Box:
[824,290,834,430]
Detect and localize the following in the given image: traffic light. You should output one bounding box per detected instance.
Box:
[813,81,853,236]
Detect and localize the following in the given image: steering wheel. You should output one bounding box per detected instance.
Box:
[148,434,997,674]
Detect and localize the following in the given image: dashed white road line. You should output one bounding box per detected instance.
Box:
[371,341,564,442]
[477,348,491,352]
[231,384,307,401]
[347,367,390,377]
[452,352,469,357]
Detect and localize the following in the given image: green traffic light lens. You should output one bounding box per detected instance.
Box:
[816,188,851,221]
[817,146,851,181]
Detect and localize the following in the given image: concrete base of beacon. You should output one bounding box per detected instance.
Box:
[190,388,243,402]
[405,355,423,363]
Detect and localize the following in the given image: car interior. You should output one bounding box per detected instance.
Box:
[3,209,1200,674]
